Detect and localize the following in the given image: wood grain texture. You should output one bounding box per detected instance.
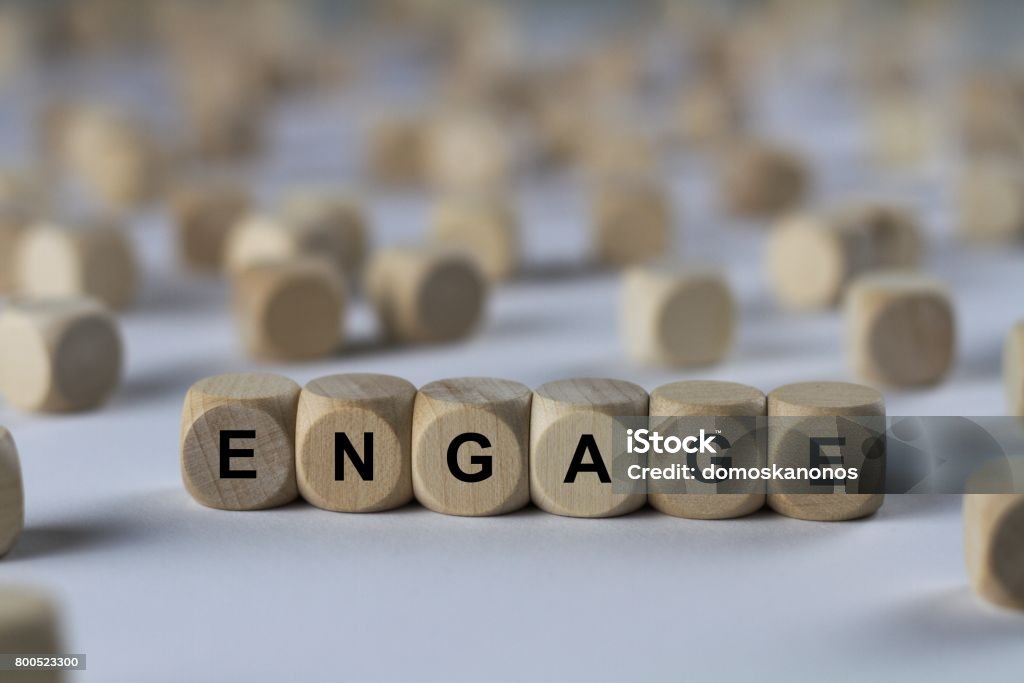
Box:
[413,377,531,516]
[767,381,885,521]
[431,195,520,281]
[297,373,415,512]
[0,298,123,413]
[846,272,955,387]
[530,378,648,518]
[365,245,487,344]
[0,586,62,682]
[0,427,23,557]
[231,259,345,360]
[958,160,1024,242]
[180,373,300,510]
[621,265,735,367]
[591,177,671,267]
[171,180,250,272]
[1006,322,1024,416]
[649,380,766,519]
[282,190,369,280]
[15,220,139,310]
[964,494,1024,610]
[722,141,807,218]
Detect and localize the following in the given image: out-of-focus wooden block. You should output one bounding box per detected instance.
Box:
[180,373,300,510]
[580,125,656,179]
[427,110,512,193]
[846,273,955,387]
[965,493,1024,610]
[0,427,23,557]
[867,94,937,168]
[766,209,888,310]
[959,74,1024,158]
[367,116,428,186]
[281,190,369,279]
[0,205,29,293]
[15,220,138,310]
[365,245,487,344]
[530,378,648,518]
[296,373,416,513]
[833,201,923,270]
[412,377,531,516]
[679,79,743,147]
[0,587,62,682]
[648,380,765,519]
[231,259,345,361]
[621,265,735,367]
[171,181,251,272]
[0,298,122,413]
[722,142,808,219]
[767,381,885,521]
[958,160,1024,243]
[1006,322,1024,417]
[430,195,519,281]
[592,178,672,268]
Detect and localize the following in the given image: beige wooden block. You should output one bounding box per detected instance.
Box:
[766,212,875,310]
[1006,322,1024,417]
[580,126,657,179]
[958,161,1024,243]
[412,377,531,516]
[0,427,23,557]
[649,380,766,519]
[427,110,512,193]
[15,220,138,310]
[530,378,648,518]
[0,205,29,293]
[171,181,251,272]
[231,259,345,361]
[959,74,1024,157]
[0,298,122,413]
[297,374,415,513]
[365,245,487,344]
[767,381,885,521]
[833,201,923,270]
[867,94,937,168]
[430,195,520,281]
[180,373,300,510]
[0,587,62,683]
[680,79,743,147]
[367,116,428,186]
[281,190,369,279]
[846,273,955,387]
[722,142,808,219]
[965,494,1024,610]
[621,265,735,367]
[592,178,672,268]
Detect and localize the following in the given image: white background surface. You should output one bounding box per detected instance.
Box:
[2,7,1024,680]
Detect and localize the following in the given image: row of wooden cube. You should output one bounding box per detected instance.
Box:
[181,374,886,522]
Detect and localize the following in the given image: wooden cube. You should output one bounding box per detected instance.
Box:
[430,195,520,281]
[281,190,369,279]
[1006,322,1024,416]
[592,178,672,268]
[15,220,139,310]
[0,427,23,557]
[722,142,808,219]
[0,587,62,681]
[530,378,648,518]
[0,205,29,293]
[171,181,251,272]
[833,201,923,270]
[296,373,415,512]
[427,110,512,193]
[367,116,428,186]
[231,259,346,361]
[0,298,122,413]
[180,373,300,510]
[958,161,1024,243]
[621,265,735,367]
[964,494,1024,610]
[846,273,955,387]
[580,126,657,179]
[412,377,531,516]
[867,94,936,168]
[365,245,487,344]
[648,381,766,519]
[679,79,743,147]
[767,381,885,521]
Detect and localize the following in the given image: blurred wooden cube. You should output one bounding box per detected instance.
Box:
[171,181,251,272]
[722,141,808,219]
[964,493,1024,610]
[281,190,369,280]
[0,587,62,681]
[0,427,23,557]
[367,116,428,187]
[959,160,1024,243]
[430,194,519,281]
[592,177,672,268]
